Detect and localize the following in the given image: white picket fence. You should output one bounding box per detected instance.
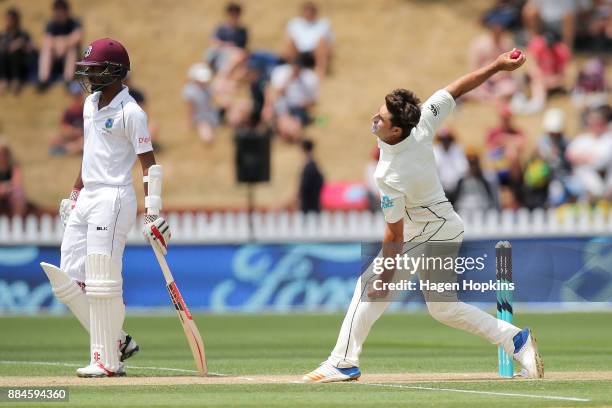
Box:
[1,207,611,245]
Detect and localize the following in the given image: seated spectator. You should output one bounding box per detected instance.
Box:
[513,31,571,114]
[38,0,82,89]
[566,106,612,201]
[262,53,318,142]
[481,0,525,32]
[207,3,250,114]
[284,2,333,78]
[537,108,574,206]
[49,82,83,156]
[298,139,324,213]
[0,138,26,216]
[433,128,468,203]
[522,0,578,47]
[206,3,248,76]
[575,0,612,51]
[222,53,279,129]
[522,154,551,208]
[125,76,160,149]
[182,63,220,144]
[467,11,517,102]
[454,151,499,213]
[572,57,608,108]
[0,8,33,95]
[485,106,526,190]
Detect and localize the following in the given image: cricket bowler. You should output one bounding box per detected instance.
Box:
[303,50,544,382]
[40,38,171,377]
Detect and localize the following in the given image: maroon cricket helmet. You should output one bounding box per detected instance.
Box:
[77,37,130,69]
[75,38,130,93]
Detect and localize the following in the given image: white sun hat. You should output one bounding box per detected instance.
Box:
[188,63,212,83]
[543,108,565,133]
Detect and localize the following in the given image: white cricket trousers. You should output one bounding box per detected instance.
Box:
[327,202,520,368]
[60,184,136,282]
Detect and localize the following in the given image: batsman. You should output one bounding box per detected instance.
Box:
[40,38,170,377]
[303,50,544,383]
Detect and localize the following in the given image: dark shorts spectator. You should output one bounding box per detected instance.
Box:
[49,82,84,155]
[0,8,33,94]
[38,0,83,88]
[0,139,27,216]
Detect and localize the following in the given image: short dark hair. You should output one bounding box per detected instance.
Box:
[7,7,20,21]
[385,89,421,139]
[303,1,318,13]
[302,139,314,153]
[226,2,242,14]
[53,0,70,11]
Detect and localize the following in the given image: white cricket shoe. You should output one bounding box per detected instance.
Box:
[76,362,126,378]
[302,362,361,383]
[512,327,544,379]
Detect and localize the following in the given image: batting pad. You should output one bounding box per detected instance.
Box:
[85,254,124,372]
[41,262,91,333]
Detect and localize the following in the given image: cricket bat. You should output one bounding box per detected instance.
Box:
[149,236,208,376]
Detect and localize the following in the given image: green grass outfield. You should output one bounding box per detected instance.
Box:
[1,312,611,407]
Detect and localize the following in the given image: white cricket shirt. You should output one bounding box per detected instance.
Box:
[81,86,153,187]
[375,89,456,223]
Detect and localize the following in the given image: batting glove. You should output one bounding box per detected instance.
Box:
[143,215,171,255]
[59,189,80,227]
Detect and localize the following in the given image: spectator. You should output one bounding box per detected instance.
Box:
[467,11,517,102]
[433,128,468,203]
[454,151,499,213]
[513,30,571,114]
[0,138,26,216]
[298,139,324,213]
[575,0,612,51]
[485,106,526,190]
[481,0,525,32]
[0,8,33,95]
[364,147,380,211]
[182,63,220,144]
[537,109,574,206]
[220,51,284,129]
[206,2,248,76]
[572,57,608,108]
[49,82,83,156]
[522,154,551,209]
[522,0,578,47]
[262,53,318,142]
[566,106,612,201]
[38,0,83,89]
[284,2,334,78]
[206,3,249,114]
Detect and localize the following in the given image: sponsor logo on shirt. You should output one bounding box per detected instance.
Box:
[429,104,439,116]
[381,195,394,209]
[96,226,108,231]
[138,137,151,144]
[105,118,114,129]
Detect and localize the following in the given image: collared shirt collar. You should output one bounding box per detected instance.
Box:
[377,130,414,154]
[92,86,130,110]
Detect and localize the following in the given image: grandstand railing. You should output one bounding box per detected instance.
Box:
[1,208,611,245]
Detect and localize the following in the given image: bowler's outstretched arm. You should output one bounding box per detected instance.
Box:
[444,50,526,100]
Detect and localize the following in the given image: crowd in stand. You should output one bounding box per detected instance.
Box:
[424,0,612,215]
[0,0,610,216]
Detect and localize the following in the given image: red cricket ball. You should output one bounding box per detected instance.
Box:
[510,49,522,59]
